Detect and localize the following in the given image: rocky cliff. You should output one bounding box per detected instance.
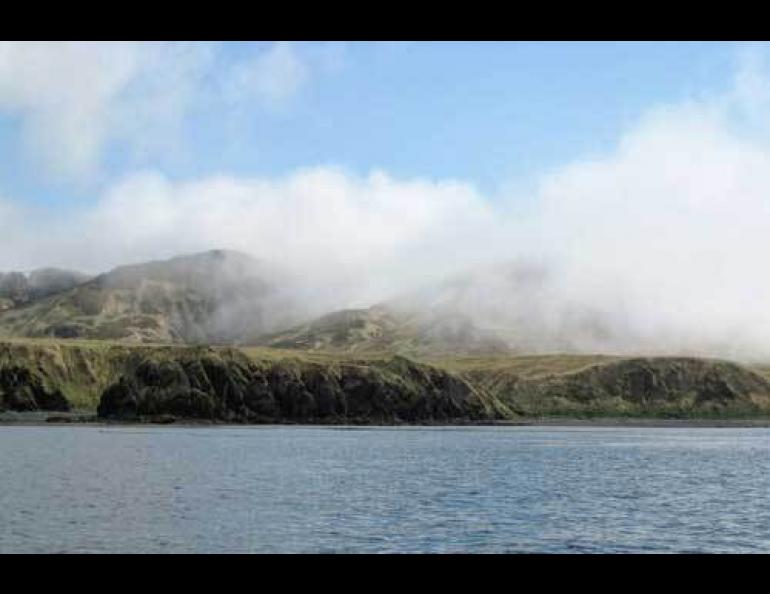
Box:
[3,340,770,422]
[97,351,498,423]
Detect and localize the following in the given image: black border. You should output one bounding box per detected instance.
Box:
[3,4,770,40]
[3,551,762,582]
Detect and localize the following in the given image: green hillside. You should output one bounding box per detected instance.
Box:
[0,250,295,344]
[256,304,511,357]
[3,338,770,423]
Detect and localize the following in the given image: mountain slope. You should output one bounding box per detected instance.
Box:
[0,250,300,344]
[387,262,624,354]
[256,304,511,357]
[0,268,91,311]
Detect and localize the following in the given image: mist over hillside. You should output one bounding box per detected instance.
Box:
[258,304,511,357]
[0,250,529,354]
[0,251,312,344]
[0,250,602,355]
[0,248,759,361]
[5,44,770,362]
[95,249,304,342]
[0,268,91,310]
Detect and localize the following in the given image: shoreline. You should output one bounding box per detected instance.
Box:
[4,411,770,428]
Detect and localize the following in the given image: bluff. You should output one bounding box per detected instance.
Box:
[3,340,770,422]
[96,351,499,423]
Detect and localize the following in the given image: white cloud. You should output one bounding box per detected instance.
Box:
[0,166,507,322]
[224,42,309,109]
[7,46,770,359]
[60,167,504,311]
[0,42,139,180]
[0,198,19,241]
[0,41,314,182]
[522,52,770,358]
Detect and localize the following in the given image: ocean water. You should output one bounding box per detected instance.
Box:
[1,425,770,553]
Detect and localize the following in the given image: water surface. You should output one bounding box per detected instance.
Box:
[1,425,769,553]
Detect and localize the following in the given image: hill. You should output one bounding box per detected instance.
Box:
[0,268,90,311]
[3,339,770,423]
[256,304,512,357]
[0,250,300,344]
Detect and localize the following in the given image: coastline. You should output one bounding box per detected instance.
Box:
[4,411,770,428]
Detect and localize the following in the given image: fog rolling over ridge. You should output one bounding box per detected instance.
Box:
[6,48,770,358]
[386,261,628,356]
[96,250,306,342]
[0,251,318,344]
[0,246,766,362]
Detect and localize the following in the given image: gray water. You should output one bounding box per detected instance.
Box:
[2,425,770,553]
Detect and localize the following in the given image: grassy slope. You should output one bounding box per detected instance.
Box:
[0,338,174,409]
[255,305,511,358]
[0,282,195,343]
[4,338,770,419]
[0,250,280,344]
[3,338,483,411]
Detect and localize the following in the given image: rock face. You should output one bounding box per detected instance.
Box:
[97,353,770,422]
[97,352,490,423]
[0,366,70,412]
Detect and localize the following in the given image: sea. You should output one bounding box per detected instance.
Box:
[2,425,769,553]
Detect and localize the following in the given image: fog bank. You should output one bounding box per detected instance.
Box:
[5,50,770,358]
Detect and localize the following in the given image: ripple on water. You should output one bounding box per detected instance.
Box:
[3,425,770,553]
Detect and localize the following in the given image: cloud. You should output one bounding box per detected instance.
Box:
[0,42,139,180]
[224,42,309,109]
[34,167,503,314]
[520,51,770,358]
[0,41,314,182]
[7,46,770,358]
[0,198,19,241]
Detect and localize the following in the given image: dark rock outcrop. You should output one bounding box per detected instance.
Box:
[0,366,70,412]
[97,353,490,424]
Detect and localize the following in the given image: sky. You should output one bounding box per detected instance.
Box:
[0,42,738,204]
[7,41,770,357]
